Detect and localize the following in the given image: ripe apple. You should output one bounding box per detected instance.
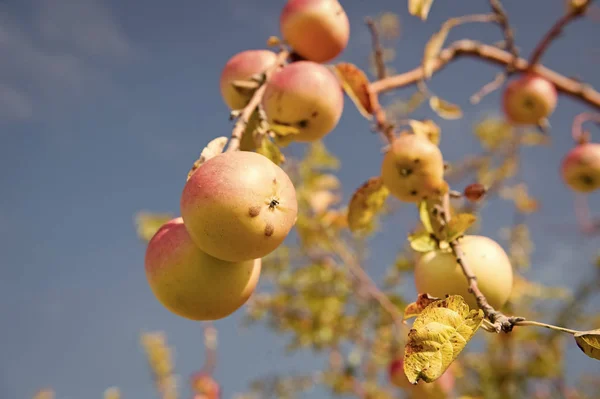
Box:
[191,373,220,399]
[414,235,514,310]
[220,49,278,110]
[389,358,413,390]
[502,74,557,125]
[560,142,600,193]
[380,133,446,203]
[144,218,261,321]
[261,60,344,142]
[181,151,298,262]
[280,0,350,63]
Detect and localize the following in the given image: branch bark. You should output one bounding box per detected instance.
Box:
[369,40,600,110]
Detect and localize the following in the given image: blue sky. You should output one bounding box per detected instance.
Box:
[0,0,599,398]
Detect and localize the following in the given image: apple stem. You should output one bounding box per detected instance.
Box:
[225,50,290,153]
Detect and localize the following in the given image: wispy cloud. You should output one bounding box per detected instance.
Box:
[0,0,136,124]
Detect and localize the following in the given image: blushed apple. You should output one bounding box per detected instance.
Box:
[502,74,557,125]
[561,142,600,193]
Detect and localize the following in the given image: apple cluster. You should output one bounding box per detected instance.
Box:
[143,0,351,322]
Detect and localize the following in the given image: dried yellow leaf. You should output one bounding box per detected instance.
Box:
[347,176,390,233]
[422,19,457,79]
[404,295,484,384]
[446,213,477,242]
[429,96,463,120]
[187,136,229,180]
[574,329,600,361]
[404,293,441,320]
[332,63,374,120]
[135,212,174,242]
[408,231,438,253]
[409,0,436,20]
[409,119,441,145]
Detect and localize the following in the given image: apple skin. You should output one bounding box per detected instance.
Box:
[191,373,220,399]
[389,357,456,398]
[219,49,278,110]
[280,0,350,63]
[389,358,414,390]
[502,74,558,125]
[181,151,298,262]
[144,217,262,321]
[414,235,514,310]
[380,134,446,203]
[261,60,344,142]
[561,142,600,193]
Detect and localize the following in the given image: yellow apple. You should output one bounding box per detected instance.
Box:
[502,74,557,125]
[181,151,298,262]
[280,0,350,63]
[144,217,261,321]
[414,235,513,310]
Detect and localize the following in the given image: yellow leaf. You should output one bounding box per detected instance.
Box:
[270,122,301,137]
[409,119,441,145]
[404,295,484,384]
[239,111,261,151]
[446,213,477,242]
[520,129,551,146]
[404,293,441,320]
[104,387,121,399]
[309,190,340,214]
[418,200,434,235]
[409,0,435,20]
[408,231,438,253]
[332,63,374,120]
[574,329,600,360]
[429,96,463,120]
[256,136,285,165]
[422,19,457,79]
[187,136,229,180]
[267,35,281,47]
[379,12,402,39]
[135,212,174,242]
[474,118,514,150]
[33,390,54,399]
[347,176,390,233]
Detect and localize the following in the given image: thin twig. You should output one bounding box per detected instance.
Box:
[571,111,600,142]
[528,2,592,67]
[369,40,600,110]
[514,320,580,335]
[489,0,519,67]
[225,50,289,152]
[366,17,386,80]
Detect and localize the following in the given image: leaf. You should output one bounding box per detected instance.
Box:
[408,231,438,253]
[429,96,463,120]
[135,212,174,242]
[256,136,285,165]
[409,0,435,21]
[404,293,442,320]
[422,19,457,79]
[520,129,551,146]
[446,213,477,242]
[270,123,301,137]
[574,330,600,360]
[187,136,229,180]
[347,176,390,233]
[104,387,121,399]
[418,200,435,234]
[409,119,441,145]
[474,118,514,150]
[332,63,374,120]
[404,295,484,384]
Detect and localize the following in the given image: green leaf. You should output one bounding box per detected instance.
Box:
[446,213,477,242]
[404,295,484,384]
[135,212,174,242]
[256,136,285,166]
[418,200,435,234]
[408,231,438,253]
[347,176,389,234]
[574,329,600,361]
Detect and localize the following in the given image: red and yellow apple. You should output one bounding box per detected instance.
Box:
[561,142,600,193]
[144,217,262,321]
[280,0,350,63]
[191,373,220,399]
[220,49,278,110]
[502,74,557,125]
[181,151,298,262]
[414,235,513,310]
[261,60,344,142]
[380,133,446,203]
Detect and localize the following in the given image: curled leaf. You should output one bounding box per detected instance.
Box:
[332,63,374,120]
[256,136,285,165]
[408,231,438,253]
[404,293,441,320]
[409,0,435,21]
[422,19,457,79]
[135,212,174,242]
[409,119,441,145]
[404,295,484,384]
[574,329,600,360]
[474,118,514,150]
[187,136,229,180]
[429,96,463,120]
[418,200,435,235]
[270,123,301,137]
[446,213,477,242]
[347,176,390,233]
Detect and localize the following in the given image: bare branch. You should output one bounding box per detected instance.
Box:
[366,17,386,80]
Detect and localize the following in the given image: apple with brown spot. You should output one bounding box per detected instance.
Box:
[561,142,600,193]
[502,74,557,125]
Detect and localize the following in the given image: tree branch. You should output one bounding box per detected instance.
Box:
[369,40,600,110]
[225,50,289,153]
[366,17,386,80]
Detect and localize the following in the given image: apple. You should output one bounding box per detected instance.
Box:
[389,358,413,390]
[181,151,298,262]
[389,357,456,398]
[144,218,261,321]
[414,235,514,310]
[380,133,446,203]
[191,373,220,399]
[220,49,278,110]
[502,74,558,125]
[261,60,344,142]
[560,142,600,193]
[280,0,350,63]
